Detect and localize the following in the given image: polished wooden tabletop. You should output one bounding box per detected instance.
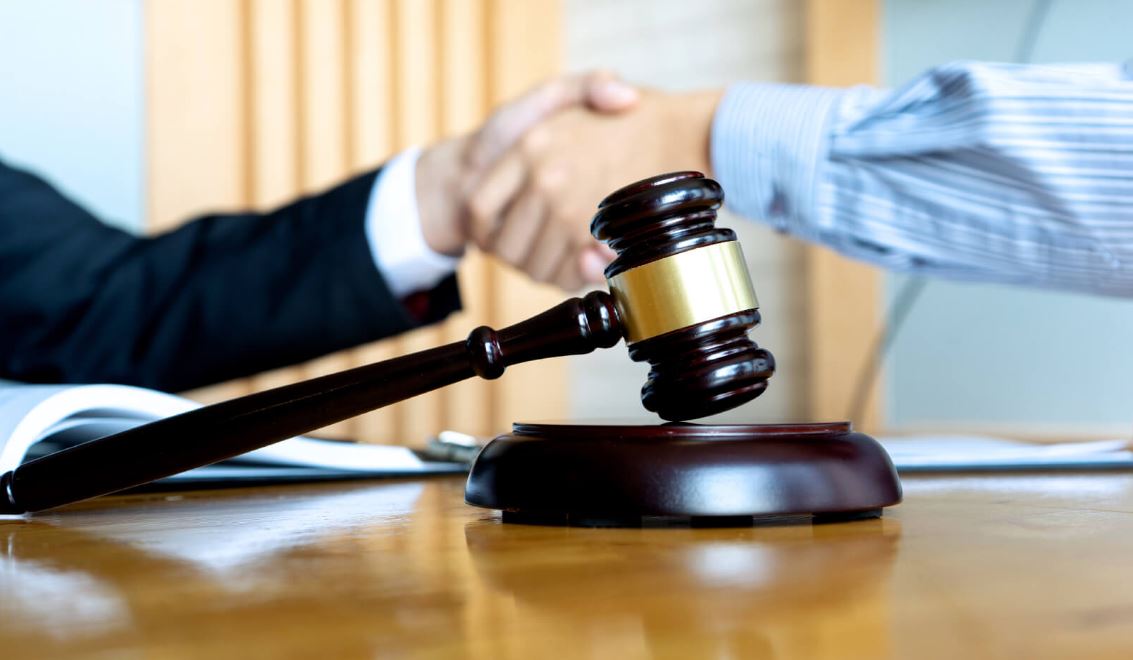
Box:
[3,473,1133,659]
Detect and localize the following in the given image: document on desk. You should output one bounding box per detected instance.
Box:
[0,383,467,488]
[880,436,1133,472]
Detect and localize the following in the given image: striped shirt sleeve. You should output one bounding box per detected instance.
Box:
[711,61,1133,296]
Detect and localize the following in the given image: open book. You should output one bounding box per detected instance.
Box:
[0,383,468,488]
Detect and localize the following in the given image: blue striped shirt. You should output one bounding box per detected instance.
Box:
[711,61,1133,296]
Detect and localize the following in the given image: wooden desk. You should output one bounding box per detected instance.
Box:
[3,474,1133,659]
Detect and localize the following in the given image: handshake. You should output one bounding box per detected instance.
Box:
[414,72,720,291]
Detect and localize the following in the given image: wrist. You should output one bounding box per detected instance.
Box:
[658,89,721,175]
[416,137,467,257]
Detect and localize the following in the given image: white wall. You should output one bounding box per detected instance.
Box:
[565,0,808,422]
[0,0,144,231]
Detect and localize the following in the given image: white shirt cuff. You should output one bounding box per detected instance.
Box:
[710,83,845,237]
[365,146,461,299]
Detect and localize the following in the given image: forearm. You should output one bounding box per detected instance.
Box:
[2,169,460,391]
[707,63,1133,296]
[126,171,438,390]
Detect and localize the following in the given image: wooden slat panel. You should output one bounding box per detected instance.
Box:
[485,0,569,428]
[803,0,882,432]
[148,0,251,404]
[347,0,401,444]
[146,0,568,444]
[439,0,494,437]
[390,0,446,447]
[297,0,349,192]
[246,0,309,396]
[295,0,358,439]
[247,0,300,209]
[349,0,396,170]
[147,0,246,230]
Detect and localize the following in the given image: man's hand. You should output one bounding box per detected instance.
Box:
[467,88,722,289]
[416,137,468,257]
[413,71,640,264]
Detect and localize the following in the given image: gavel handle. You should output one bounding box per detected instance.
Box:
[0,292,622,514]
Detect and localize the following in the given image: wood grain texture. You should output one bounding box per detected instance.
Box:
[5,474,1133,658]
[144,0,568,445]
[804,0,883,433]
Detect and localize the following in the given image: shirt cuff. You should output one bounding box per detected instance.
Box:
[710,83,845,237]
[365,146,461,299]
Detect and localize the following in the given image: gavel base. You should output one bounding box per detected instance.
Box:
[464,422,902,527]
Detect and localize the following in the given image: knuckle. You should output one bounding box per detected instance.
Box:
[526,252,558,283]
[467,193,491,224]
[542,77,571,104]
[502,247,527,268]
[466,124,501,167]
[530,267,553,284]
[532,167,563,196]
[464,144,487,170]
[467,218,488,246]
[463,130,486,164]
[520,127,549,155]
[552,217,583,245]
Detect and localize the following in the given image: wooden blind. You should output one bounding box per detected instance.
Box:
[146,0,566,445]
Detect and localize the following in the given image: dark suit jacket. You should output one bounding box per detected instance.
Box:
[0,158,460,392]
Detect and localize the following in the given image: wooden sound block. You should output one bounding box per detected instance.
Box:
[465,421,902,527]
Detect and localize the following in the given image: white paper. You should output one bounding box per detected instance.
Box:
[880,435,1133,471]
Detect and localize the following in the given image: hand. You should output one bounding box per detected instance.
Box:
[413,72,640,259]
[468,89,722,289]
[467,91,674,287]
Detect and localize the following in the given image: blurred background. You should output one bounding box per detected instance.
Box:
[1,0,1130,445]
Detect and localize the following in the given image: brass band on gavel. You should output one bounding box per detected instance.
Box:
[605,240,758,344]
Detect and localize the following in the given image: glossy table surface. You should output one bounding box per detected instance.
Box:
[3,473,1133,659]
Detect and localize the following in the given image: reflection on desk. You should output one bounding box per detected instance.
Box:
[3,474,1133,658]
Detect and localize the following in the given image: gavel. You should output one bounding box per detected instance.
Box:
[0,172,780,514]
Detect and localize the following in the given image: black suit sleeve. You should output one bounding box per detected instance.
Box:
[0,159,461,392]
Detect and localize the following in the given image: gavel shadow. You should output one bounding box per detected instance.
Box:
[463,516,903,658]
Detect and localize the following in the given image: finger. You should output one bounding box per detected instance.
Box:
[524,222,572,284]
[584,72,640,113]
[466,151,527,249]
[551,247,586,291]
[552,201,601,252]
[579,246,613,284]
[466,71,611,169]
[574,207,602,247]
[492,187,548,267]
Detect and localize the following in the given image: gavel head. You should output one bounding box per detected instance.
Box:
[591,171,775,421]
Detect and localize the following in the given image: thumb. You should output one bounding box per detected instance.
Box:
[465,71,636,170]
[465,72,594,170]
[584,71,640,113]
